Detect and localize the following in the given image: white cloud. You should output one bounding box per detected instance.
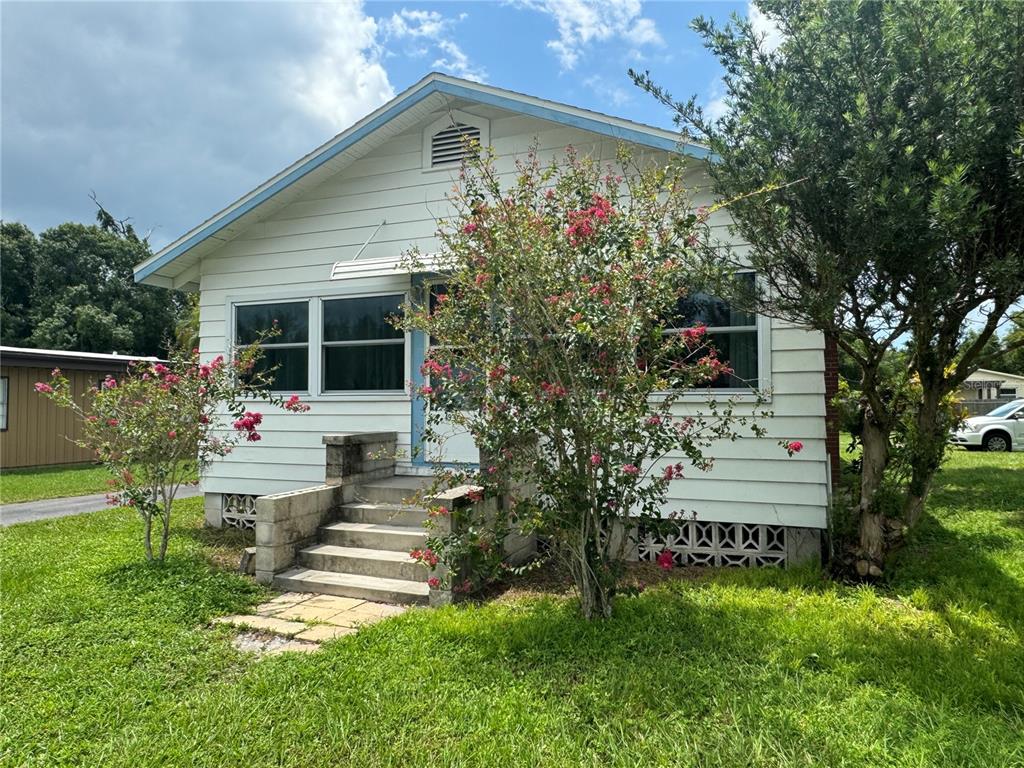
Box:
[381,7,487,82]
[515,0,664,71]
[706,78,728,121]
[583,75,632,108]
[748,2,784,53]
[433,39,488,83]
[287,2,395,130]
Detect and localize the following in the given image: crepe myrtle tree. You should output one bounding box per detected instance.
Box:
[35,340,310,562]
[399,146,791,619]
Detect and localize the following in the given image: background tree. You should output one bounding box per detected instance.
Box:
[1,201,182,355]
[634,0,1024,574]
[0,222,37,344]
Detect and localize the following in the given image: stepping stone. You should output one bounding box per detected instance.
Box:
[275,604,351,623]
[265,640,320,656]
[295,624,358,642]
[302,595,366,612]
[213,615,306,637]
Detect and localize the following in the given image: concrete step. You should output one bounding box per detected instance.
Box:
[273,567,429,605]
[355,475,433,505]
[320,521,428,551]
[339,502,427,528]
[298,543,428,582]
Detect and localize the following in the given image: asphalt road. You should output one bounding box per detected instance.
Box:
[0,485,204,526]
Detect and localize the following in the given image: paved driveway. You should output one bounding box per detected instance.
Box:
[0,485,204,526]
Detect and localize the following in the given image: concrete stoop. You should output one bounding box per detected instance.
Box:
[271,476,435,605]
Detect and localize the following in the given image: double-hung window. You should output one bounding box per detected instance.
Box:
[235,300,309,392]
[668,272,759,389]
[322,294,405,391]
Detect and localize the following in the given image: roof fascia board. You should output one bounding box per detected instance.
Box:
[135,75,706,285]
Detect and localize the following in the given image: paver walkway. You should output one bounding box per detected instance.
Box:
[213,592,409,656]
[0,485,204,526]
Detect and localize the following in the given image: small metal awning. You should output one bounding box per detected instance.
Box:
[329,254,441,281]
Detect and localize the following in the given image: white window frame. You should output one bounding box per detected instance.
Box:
[321,291,407,395]
[421,110,490,174]
[226,284,412,403]
[661,270,771,400]
[232,298,312,394]
[0,376,8,431]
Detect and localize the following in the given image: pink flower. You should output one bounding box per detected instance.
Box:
[487,465,497,475]
[682,324,707,342]
[34,382,54,394]
[246,432,262,442]
[167,430,177,439]
[657,550,674,570]
[663,463,685,481]
[102,376,117,389]
[462,221,478,234]
[107,418,119,427]
[783,440,804,456]
[427,577,441,589]
[590,453,602,466]
[646,415,662,426]
[622,464,640,476]
[419,384,434,396]
[284,394,310,413]
[199,415,210,424]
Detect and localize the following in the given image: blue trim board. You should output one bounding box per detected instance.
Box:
[135,76,704,284]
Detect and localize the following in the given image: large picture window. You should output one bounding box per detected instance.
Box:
[235,300,309,391]
[668,272,759,389]
[322,295,404,391]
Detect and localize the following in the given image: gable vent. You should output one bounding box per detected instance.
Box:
[430,123,481,167]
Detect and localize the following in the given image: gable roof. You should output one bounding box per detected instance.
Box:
[134,72,706,288]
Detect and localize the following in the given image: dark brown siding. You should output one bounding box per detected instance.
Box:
[0,365,111,469]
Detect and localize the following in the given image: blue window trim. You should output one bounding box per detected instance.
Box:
[135,77,708,284]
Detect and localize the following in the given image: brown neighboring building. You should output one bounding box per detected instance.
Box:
[0,346,158,469]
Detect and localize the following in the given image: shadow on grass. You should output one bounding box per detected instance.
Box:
[99,553,263,625]
[177,517,254,572]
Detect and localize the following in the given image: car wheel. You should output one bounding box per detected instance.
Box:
[982,432,1011,452]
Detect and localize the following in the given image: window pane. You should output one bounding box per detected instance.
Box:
[236,302,308,344]
[324,344,404,390]
[673,273,755,328]
[323,295,403,342]
[705,331,758,388]
[254,347,308,392]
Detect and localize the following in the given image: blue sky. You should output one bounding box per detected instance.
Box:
[1,1,760,250]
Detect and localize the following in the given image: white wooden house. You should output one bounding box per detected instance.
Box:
[135,74,836,595]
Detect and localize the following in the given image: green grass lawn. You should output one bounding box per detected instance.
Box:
[1,449,1021,767]
[0,463,116,504]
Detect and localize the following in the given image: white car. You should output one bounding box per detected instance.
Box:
[950,399,1024,452]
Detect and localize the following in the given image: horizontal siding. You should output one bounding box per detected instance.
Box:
[197,113,830,529]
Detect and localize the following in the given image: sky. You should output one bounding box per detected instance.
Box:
[1,0,767,251]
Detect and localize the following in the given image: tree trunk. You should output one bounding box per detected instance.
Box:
[857,403,889,566]
[158,506,172,562]
[143,514,154,562]
[902,390,946,529]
